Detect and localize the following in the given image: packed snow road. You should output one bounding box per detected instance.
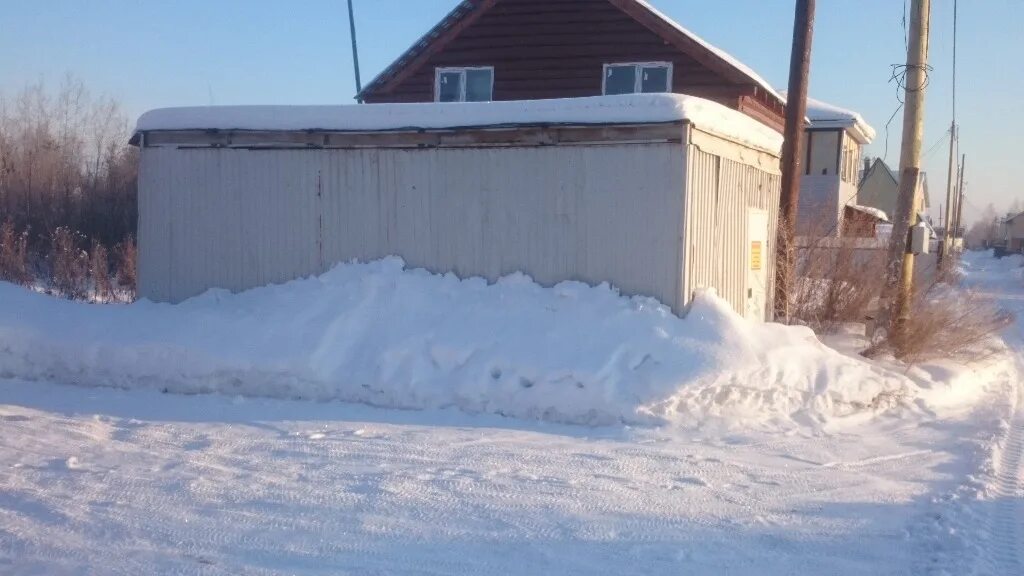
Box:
[0,377,1013,575]
[964,254,1024,575]
[0,251,1021,575]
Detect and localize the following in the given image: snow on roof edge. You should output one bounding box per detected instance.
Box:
[847,204,889,222]
[632,0,785,104]
[134,94,784,155]
[802,96,876,144]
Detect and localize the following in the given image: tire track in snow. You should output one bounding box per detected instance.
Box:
[987,380,1023,574]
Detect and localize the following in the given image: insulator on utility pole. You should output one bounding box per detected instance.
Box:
[774,0,815,322]
[880,0,932,352]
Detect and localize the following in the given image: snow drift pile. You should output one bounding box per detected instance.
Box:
[0,258,911,429]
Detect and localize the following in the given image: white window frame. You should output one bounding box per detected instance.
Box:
[602,62,674,95]
[434,66,495,102]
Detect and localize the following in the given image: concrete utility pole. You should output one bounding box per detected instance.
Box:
[774,0,815,321]
[882,0,931,349]
[347,0,364,102]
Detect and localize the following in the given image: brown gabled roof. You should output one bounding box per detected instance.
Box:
[357,0,784,106]
[358,0,494,100]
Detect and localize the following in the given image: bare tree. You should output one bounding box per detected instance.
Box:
[965,203,999,249]
[0,76,137,299]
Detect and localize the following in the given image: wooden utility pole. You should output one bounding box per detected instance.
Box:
[774,0,816,321]
[940,121,956,264]
[939,0,959,264]
[882,0,931,349]
[953,154,966,240]
[347,0,364,102]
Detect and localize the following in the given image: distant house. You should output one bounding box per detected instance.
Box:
[792,97,876,237]
[358,0,786,132]
[1002,212,1024,252]
[857,158,930,222]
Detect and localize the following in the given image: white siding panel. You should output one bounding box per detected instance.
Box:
[683,145,781,319]
[139,148,322,300]
[140,144,689,311]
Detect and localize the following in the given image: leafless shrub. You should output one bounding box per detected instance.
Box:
[891,281,1013,364]
[0,219,31,285]
[49,226,88,299]
[864,253,1013,363]
[114,235,136,299]
[791,239,886,332]
[786,206,887,333]
[0,76,137,282]
[90,240,112,301]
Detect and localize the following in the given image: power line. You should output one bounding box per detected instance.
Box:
[881,103,903,164]
[923,128,951,160]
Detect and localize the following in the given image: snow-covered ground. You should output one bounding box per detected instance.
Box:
[0,252,1021,575]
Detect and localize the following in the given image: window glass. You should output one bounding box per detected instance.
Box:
[437,71,462,103]
[808,130,840,176]
[465,68,493,102]
[604,65,637,95]
[640,66,670,93]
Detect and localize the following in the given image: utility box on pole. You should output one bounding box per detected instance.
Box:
[911,222,930,255]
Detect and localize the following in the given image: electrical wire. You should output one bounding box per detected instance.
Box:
[923,128,951,161]
[883,0,934,164]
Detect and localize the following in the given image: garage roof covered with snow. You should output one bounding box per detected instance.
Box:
[133,94,784,154]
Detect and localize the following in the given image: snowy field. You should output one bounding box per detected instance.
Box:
[0,252,1022,575]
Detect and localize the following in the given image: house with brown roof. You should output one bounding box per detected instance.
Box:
[358,0,786,132]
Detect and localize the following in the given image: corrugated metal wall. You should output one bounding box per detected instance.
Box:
[682,145,781,320]
[139,150,323,301]
[139,144,689,310]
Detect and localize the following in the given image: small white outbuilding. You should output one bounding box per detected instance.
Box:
[794,96,876,237]
[132,94,782,320]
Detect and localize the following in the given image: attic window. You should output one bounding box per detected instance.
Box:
[603,63,673,95]
[435,67,494,102]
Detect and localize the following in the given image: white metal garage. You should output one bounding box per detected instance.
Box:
[132,94,781,319]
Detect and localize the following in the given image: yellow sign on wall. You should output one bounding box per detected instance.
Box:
[750,241,762,271]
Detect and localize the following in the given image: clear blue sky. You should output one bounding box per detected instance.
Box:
[1,0,1020,225]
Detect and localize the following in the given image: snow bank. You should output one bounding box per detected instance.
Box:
[0,258,909,429]
[135,94,784,155]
